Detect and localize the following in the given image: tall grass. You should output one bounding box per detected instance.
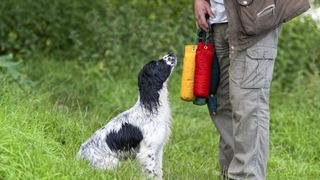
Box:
[0,58,319,179]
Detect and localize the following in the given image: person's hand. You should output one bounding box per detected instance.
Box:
[194,0,214,32]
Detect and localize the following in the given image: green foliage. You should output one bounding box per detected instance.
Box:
[313,0,320,6]
[0,0,111,59]
[0,0,194,61]
[276,16,320,87]
[0,55,35,89]
[1,0,320,88]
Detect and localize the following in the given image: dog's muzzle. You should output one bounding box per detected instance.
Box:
[163,51,177,67]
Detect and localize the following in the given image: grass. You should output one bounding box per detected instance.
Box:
[0,58,320,179]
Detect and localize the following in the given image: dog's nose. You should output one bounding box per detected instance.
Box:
[168,51,175,56]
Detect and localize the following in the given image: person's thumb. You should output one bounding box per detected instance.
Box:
[206,5,215,18]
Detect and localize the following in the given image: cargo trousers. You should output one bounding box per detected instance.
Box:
[210,23,281,180]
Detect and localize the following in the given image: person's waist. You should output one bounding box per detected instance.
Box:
[210,22,228,28]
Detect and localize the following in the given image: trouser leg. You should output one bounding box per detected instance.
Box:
[210,23,234,171]
[228,28,281,180]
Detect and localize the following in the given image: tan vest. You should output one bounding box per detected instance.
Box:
[222,0,310,50]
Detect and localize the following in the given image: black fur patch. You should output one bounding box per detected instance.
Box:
[106,123,143,152]
[138,60,171,112]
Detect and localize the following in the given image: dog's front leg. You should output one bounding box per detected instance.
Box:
[154,145,164,177]
[137,145,162,179]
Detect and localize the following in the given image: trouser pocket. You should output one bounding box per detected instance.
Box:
[240,47,277,89]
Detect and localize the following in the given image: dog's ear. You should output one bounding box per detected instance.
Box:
[138,62,162,112]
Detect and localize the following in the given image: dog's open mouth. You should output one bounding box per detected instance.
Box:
[163,51,177,67]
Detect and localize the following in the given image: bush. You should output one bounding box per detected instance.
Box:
[1,0,319,87]
[0,0,111,59]
[0,0,195,61]
[276,16,320,87]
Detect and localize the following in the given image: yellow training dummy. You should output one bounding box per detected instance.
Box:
[180,45,197,101]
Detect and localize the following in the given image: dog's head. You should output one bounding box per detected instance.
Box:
[138,52,177,112]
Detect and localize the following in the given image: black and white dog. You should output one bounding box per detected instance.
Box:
[77,52,177,178]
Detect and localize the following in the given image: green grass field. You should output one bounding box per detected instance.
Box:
[1,58,320,180]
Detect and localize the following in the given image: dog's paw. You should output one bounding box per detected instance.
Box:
[145,169,163,180]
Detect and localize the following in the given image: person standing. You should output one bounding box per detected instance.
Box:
[194,0,282,179]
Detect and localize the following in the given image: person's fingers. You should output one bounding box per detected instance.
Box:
[199,23,208,32]
[210,112,216,117]
[195,15,205,31]
[199,14,208,31]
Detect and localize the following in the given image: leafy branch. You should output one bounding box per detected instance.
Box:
[0,55,36,90]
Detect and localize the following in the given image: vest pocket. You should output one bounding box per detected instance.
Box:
[237,0,276,35]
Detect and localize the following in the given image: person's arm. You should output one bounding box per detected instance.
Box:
[194,0,214,31]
